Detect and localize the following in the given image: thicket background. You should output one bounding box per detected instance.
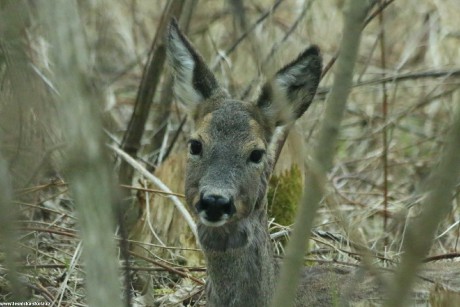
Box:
[0,0,459,306]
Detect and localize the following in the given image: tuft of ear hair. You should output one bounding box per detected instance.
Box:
[256,46,322,127]
[166,19,225,110]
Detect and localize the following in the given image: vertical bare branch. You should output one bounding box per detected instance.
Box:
[146,0,198,170]
[385,101,460,305]
[0,1,32,299]
[378,0,390,244]
[1,0,60,191]
[119,0,185,187]
[117,1,186,237]
[0,154,20,300]
[37,1,123,306]
[270,1,369,306]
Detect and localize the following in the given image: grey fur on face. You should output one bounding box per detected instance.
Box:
[167,18,323,306]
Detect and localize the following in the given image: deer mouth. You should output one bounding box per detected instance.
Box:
[198,213,230,227]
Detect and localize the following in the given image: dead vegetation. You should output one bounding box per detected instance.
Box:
[1,0,460,306]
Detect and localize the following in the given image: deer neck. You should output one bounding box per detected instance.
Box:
[198,209,276,307]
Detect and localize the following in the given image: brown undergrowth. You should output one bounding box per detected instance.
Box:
[1,0,460,305]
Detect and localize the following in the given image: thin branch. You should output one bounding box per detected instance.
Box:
[147,1,197,171]
[109,144,198,241]
[19,227,79,238]
[240,0,312,100]
[23,282,55,303]
[272,0,396,168]
[152,116,187,170]
[120,184,185,198]
[211,0,284,71]
[321,0,395,79]
[17,263,206,272]
[355,68,460,87]
[378,0,389,244]
[316,68,460,99]
[423,252,460,263]
[118,0,185,186]
[128,250,204,285]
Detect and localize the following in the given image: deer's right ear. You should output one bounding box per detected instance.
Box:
[255,46,322,128]
[167,19,223,113]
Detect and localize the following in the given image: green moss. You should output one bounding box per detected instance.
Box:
[267,164,303,226]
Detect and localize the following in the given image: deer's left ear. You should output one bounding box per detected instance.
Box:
[167,19,225,113]
[256,46,322,127]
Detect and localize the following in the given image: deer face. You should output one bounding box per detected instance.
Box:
[185,100,269,227]
[167,20,322,228]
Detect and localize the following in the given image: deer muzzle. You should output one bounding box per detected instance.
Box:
[196,193,236,227]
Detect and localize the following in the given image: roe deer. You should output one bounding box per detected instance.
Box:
[166,20,351,306]
[165,19,445,307]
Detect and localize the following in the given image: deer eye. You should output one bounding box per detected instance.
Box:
[189,140,202,156]
[249,149,265,164]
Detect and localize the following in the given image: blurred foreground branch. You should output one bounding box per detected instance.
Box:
[270,1,369,306]
[0,1,38,300]
[37,2,123,306]
[385,98,460,305]
[0,154,20,300]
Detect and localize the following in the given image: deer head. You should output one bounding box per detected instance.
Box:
[167,19,322,229]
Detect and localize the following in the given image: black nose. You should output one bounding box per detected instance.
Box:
[196,194,235,222]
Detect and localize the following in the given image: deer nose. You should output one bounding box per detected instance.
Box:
[196,194,235,223]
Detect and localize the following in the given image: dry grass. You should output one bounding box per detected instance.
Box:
[1,0,460,305]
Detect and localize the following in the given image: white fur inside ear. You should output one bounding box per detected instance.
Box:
[267,80,298,124]
[168,30,204,106]
[275,60,310,89]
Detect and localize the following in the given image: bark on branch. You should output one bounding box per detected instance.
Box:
[37,2,124,306]
[270,1,369,306]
